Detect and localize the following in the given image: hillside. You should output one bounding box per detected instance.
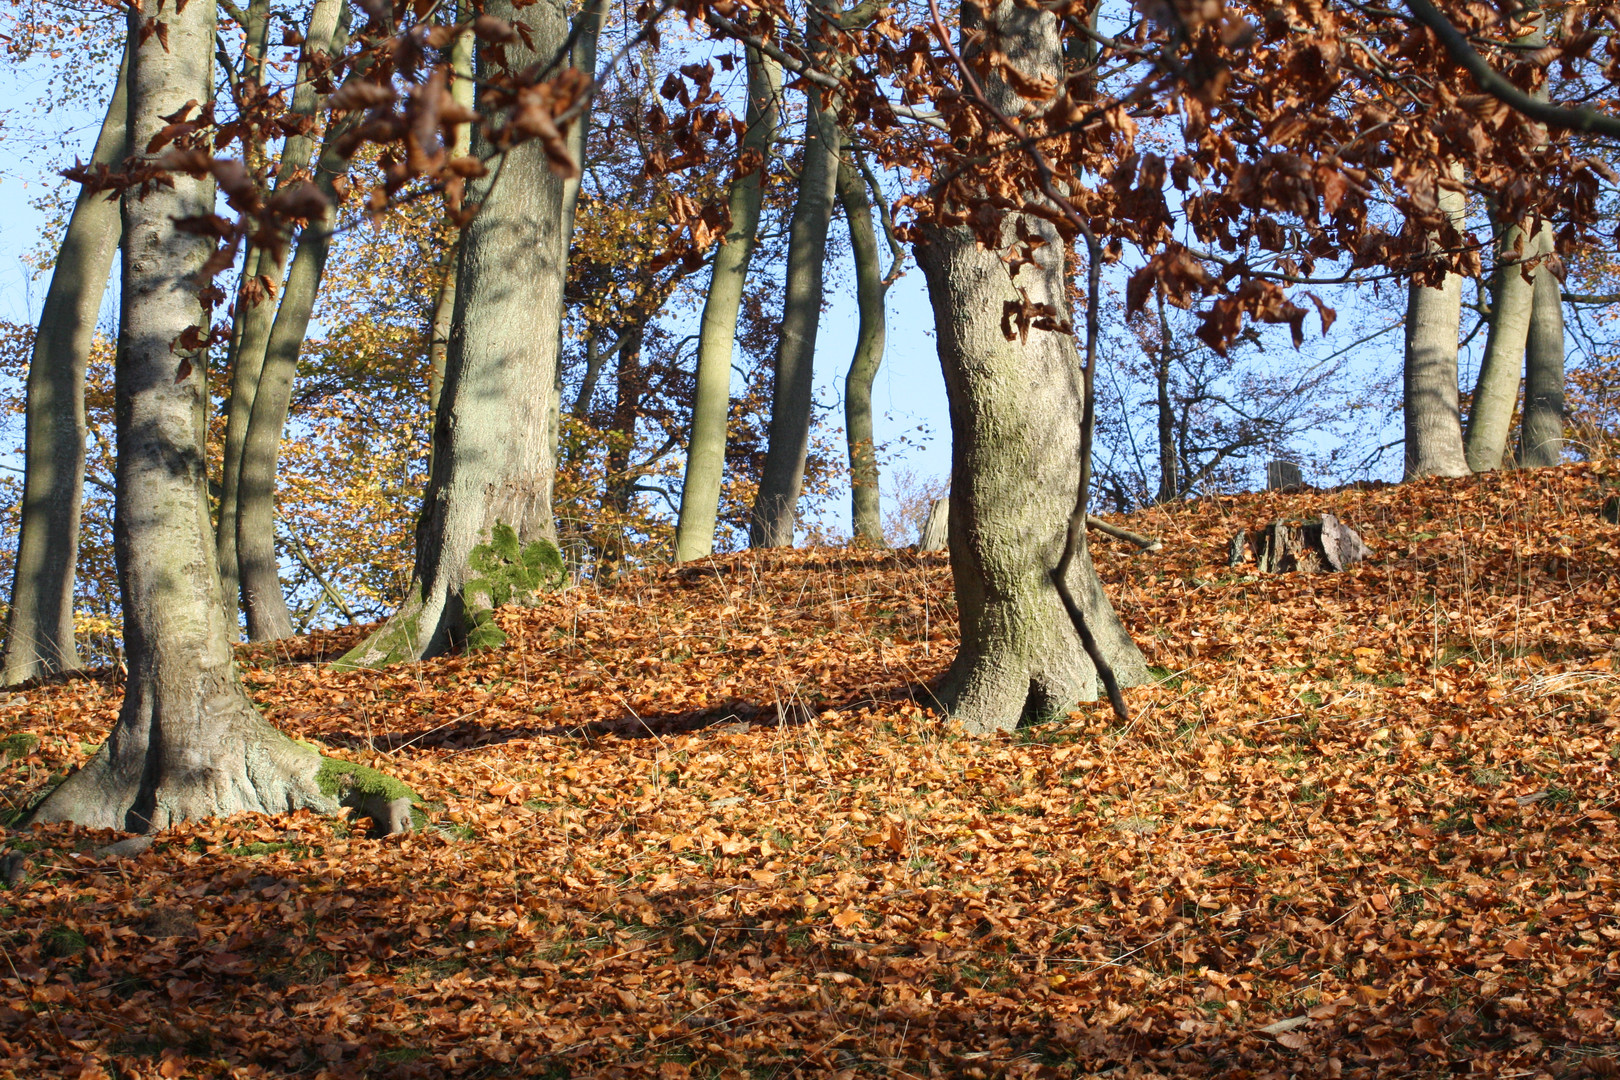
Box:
[1,464,1617,1079]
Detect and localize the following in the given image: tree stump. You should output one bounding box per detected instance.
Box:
[1232,514,1369,573]
[918,498,950,552]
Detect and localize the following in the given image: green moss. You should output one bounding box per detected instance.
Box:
[0,732,39,761]
[463,523,565,650]
[315,758,418,804]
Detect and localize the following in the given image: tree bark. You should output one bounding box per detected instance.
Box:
[1464,224,1549,471]
[217,0,347,632]
[596,327,645,580]
[235,124,358,642]
[1,39,129,685]
[1153,291,1179,502]
[338,0,570,668]
[838,156,887,546]
[426,0,477,424]
[1520,253,1566,466]
[749,33,842,548]
[914,0,1146,733]
[1403,175,1471,479]
[28,0,341,831]
[674,48,780,561]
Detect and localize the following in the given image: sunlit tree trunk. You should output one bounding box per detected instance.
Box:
[1,39,128,685]
[29,0,342,831]
[214,0,279,625]
[749,21,841,548]
[1520,255,1566,466]
[675,48,779,561]
[339,0,570,667]
[914,0,1146,733]
[1403,175,1471,480]
[426,1,477,423]
[1464,224,1546,472]
[235,125,356,641]
[216,0,346,631]
[837,157,886,546]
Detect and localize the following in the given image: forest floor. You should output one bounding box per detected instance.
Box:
[2,464,1619,1079]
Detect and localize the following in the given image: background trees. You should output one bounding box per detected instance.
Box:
[0,0,1616,819]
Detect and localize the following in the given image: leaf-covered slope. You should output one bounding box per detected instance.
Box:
[1,464,1617,1078]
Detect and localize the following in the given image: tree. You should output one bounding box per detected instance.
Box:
[749,2,844,547]
[1,37,127,684]
[1403,171,1472,479]
[913,0,1147,732]
[1521,250,1567,465]
[838,150,902,545]
[674,47,780,562]
[339,0,574,667]
[29,0,356,830]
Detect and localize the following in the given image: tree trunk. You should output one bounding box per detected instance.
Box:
[749,52,842,547]
[28,0,341,831]
[426,0,476,424]
[1403,175,1471,479]
[235,128,357,642]
[838,156,887,546]
[1520,255,1565,466]
[675,49,781,561]
[1154,292,1178,502]
[1464,225,1547,471]
[598,326,644,580]
[338,0,570,668]
[1,39,129,685]
[914,0,1146,734]
[216,0,347,631]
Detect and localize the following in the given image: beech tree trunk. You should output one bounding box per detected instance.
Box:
[749,45,842,547]
[1520,259,1565,466]
[1154,292,1178,503]
[838,157,887,546]
[1,39,129,685]
[426,0,476,422]
[1403,175,1471,479]
[28,0,339,831]
[915,0,1147,734]
[235,116,356,642]
[1464,224,1547,472]
[217,0,347,633]
[339,0,570,668]
[675,49,780,561]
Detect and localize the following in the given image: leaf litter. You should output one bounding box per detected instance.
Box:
[1,463,1618,1078]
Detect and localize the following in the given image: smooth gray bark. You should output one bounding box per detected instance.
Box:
[235,120,357,642]
[838,156,887,545]
[1465,224,1547,472]
[675,49,780,561]
[749,43,842,547]
[217,0,346,631]
[1403,177,1471,479]
[914,0,1146,733]
[29,0,337,831]
[1,40,128,684]
[339,0,570,667]
[1520,254,1566,466]
[427,0,479,422]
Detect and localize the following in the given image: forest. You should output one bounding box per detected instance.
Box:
[0,0,1619,1074]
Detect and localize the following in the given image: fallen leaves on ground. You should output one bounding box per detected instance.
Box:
[2,464,1619,1078]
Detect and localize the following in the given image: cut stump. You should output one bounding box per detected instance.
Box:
[1231,514,1369,573]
